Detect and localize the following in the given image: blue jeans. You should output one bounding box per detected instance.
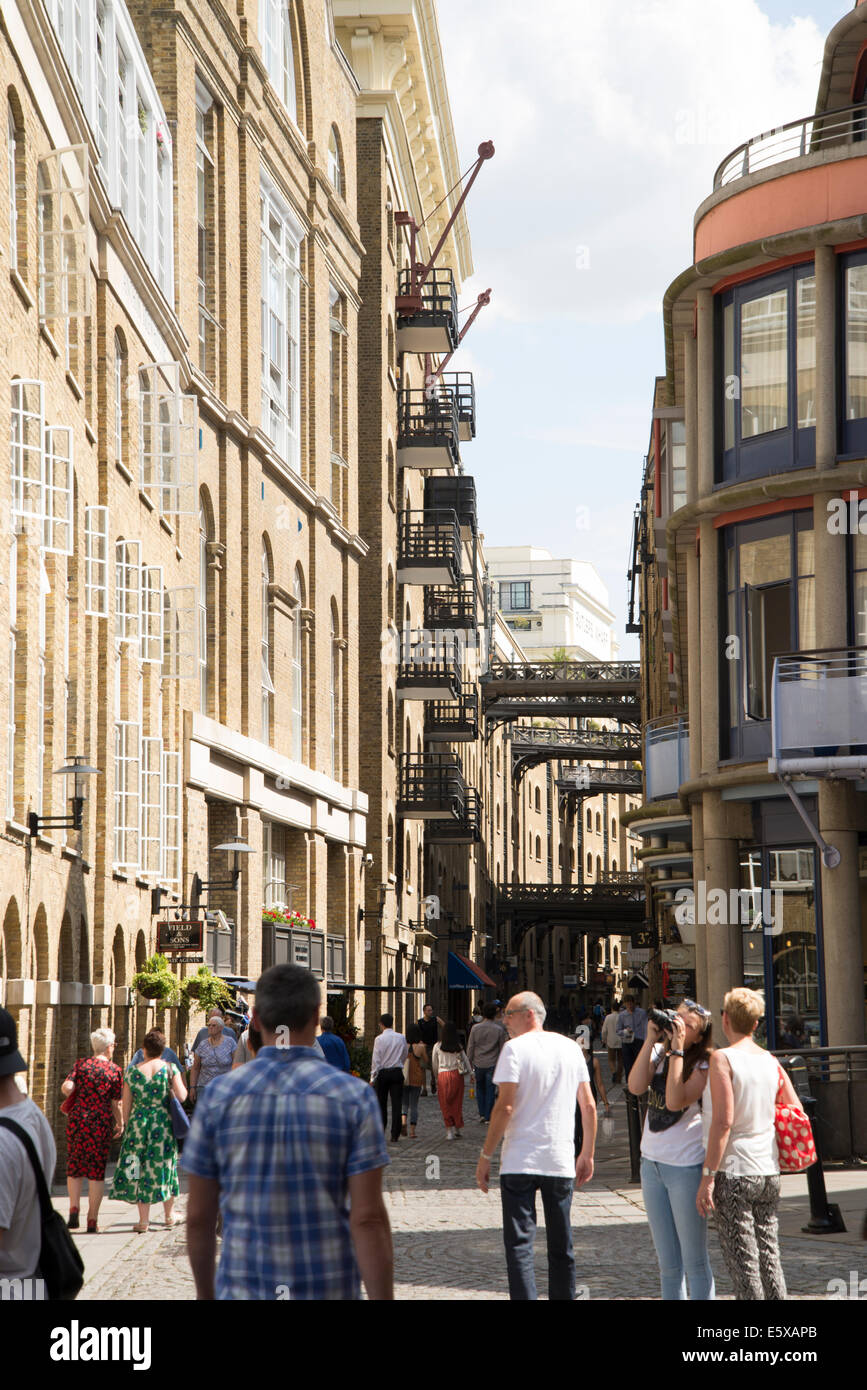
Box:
[402,1085,421,1125]
[500,1174,575,1300]
[640,1157,716,1300]
[474,1066,496,1120]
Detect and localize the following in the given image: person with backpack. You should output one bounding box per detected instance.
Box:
[0,1007,57,1298]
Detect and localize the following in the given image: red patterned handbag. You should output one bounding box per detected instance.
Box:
[774,1066,817,1172]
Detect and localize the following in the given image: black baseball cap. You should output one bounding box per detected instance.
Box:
[0,1007,27,1076]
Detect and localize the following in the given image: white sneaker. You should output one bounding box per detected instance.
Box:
[446,1128,456,1140]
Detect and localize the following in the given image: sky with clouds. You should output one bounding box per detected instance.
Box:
[435,0,851,655]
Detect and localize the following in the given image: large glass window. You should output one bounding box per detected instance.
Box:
[7,105,18,273]
[196,87,217,379]
[723,510,814,760]
[718,265,815,481]
[843,256,867,454]
[500,580,531,611]
[260,176,302,471]
[259,0,298,123]
[740,847,824,1048]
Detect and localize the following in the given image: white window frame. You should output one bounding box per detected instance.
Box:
[85,506,109,617]
[139,362,198,516]
[262,819,287,909]
[162,585,197,680]
[43,426,74,555]
[44,1,174,298]
[140,564,163,663]
[8,105,18,273]
[114,717,140,870]
[10,380,45,527]
[291,575,302,762]
[139,733,162,880]
[259,0,298,122]
[114,332,125,463]
[160,747,181,888]
[261,545,273,741]
[260,175,302,472]
[37,146,90,326]
[115,538,141,643]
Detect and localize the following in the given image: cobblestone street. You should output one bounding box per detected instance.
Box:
[62,1080,866,1302]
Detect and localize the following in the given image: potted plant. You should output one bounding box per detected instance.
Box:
[131,954,180,1006]
[179,965,232,1015]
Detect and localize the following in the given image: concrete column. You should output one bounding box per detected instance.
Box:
[696,289,715,499]
[818,781,865,1045]
[686,545,701,778]
[815,244,836,473]
[699,520,719,774]
[702,791,743,1012]
[691,804,708,1006]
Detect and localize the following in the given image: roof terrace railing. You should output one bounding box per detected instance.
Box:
[714,102,867,190]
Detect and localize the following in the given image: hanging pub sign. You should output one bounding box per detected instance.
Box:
[157,913,205,953]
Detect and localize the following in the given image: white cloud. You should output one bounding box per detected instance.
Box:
[438,0,826,325]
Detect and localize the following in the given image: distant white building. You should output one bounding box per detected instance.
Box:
[486,547,617,660]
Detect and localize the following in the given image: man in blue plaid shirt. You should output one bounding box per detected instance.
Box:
[183,963,393,1299]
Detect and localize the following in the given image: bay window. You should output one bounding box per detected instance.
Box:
[722,511,814,760]
[718,265,816,481]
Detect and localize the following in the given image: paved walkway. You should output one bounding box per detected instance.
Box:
[57,1064,866,1301]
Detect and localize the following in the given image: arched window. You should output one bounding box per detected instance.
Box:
[387,813,394,877]
[611,817,617,839]
[260,0,298,123]
[330,603,340,780]
[534,787,541,812]
[386,440,395,499]
[535,835,541,861]
[387,317,395,376]
[327,126,343,196]
[587,852,592,876]
[292,568,303,761]
[496,747,501,777]
[261,541,273,741]
[7,100,20,273]
[496,803,500,831]
[113,331,126,465]
[586,807,592,830]
[612,859,617,873]
[405,830,411,882]
[595,812,601,833]
[596,855,602,878]
[198,498,214,714]
[387,689,395,751]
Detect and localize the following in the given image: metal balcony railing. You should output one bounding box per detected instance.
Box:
[645,715,689,801]
[424,689,480,743]
[426,787,482,843]
[714,102,867,189]
[396,509,462,587]
[770,648,867,772]
[397,646,463,702]
[439,372,476,440]
[424,474,477,535]
[397,388,460,470]
[424,581,477,630]
[397,752,467,819]
[396,266,459,353]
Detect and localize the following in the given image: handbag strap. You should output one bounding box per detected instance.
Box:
[0,1116,53,1222]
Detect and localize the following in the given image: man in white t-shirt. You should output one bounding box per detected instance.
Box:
[0,1007,56,1298]
[475,991,597,1301]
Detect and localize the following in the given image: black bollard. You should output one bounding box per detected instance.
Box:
[625,1090,642,1183]
[800,1094,847,1234]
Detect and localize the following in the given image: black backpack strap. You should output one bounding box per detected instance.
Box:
[0,1116,53,1221]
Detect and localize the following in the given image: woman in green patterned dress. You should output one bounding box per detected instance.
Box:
[112,1028,188,1231]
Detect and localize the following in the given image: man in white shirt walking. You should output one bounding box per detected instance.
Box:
[601,1004,623,1085]
[475,991,597,1300]
[370,1013,409,1143]
[0,1007,56,1299]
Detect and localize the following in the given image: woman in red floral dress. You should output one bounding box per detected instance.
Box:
[61,1027,124,1233]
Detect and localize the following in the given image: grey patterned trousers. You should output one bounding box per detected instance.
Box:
[714,1173,787,1300]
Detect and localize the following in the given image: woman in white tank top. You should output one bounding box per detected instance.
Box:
[697,987,802,1300]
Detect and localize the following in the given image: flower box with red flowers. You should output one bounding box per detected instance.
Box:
[262,906,317,931]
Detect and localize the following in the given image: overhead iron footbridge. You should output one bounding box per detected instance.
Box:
[510,726,641,782]
[496,875,647,954]
[481,659,641,728]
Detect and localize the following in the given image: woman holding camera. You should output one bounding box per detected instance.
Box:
[628,999,715,1299]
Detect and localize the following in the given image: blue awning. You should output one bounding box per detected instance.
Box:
[447,951,496,990]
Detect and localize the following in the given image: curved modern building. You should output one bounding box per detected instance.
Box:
[633,1,867,1048]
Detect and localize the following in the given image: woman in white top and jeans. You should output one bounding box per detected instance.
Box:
[698,987,801,1300]
[629,999,715,1299]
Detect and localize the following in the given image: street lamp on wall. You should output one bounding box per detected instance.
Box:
[28,756,99,838]
[191,836,254,898]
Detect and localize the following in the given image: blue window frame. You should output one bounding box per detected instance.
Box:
[716,263,816,483]
[840,251,867,458]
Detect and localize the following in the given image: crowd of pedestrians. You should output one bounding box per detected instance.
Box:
[0,974,819,1302]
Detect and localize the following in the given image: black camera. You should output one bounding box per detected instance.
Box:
[648,1007,678,1034]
